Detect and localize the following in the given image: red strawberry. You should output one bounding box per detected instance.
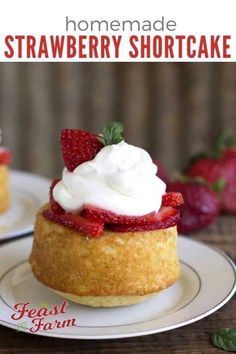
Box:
[153,159,171,184]
[0,147,12,165]
[186,132,236,213]
[186,151,236,213]
[49,179,64,214]
[167,181,220,234]
[223,148,236,160]
[109,207,180,232]
[43,209,104,238]
[61,129,103,172]
[84,205,155,224]
[161,192,184,207]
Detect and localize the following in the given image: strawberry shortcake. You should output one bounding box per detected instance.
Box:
[29,122,183,307]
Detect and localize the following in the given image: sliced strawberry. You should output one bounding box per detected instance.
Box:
[61,129,103,172]
[43,209,104,238]
[161,192,184,207]
[0,147,12,165]
[84,204,155,224]
[109,207,180,232]
[49,179,64,214]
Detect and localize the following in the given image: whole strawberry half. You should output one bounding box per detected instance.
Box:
[60,122,125,171]
[186,132,236,213]
[61,129,103,172]
[0,147,12,165]
[167,181,220,234]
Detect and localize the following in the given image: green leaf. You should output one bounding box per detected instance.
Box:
[173,172,191,183]
[99,122,124,146]
[214,130,236,152]
[189,150,221,163]
[192,176,208,185]
[174,173,209,186]
[211,328,236,352]
[187,131,236,167]
[174,173,225,195]
[212,178,226,194]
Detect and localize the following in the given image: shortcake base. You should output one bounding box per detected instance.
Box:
[29,204,180,307]
[51,289,157,307]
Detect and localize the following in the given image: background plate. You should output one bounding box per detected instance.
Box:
[0,170,50,240]
[0,235,235,339]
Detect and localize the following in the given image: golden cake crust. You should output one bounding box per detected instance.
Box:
[0,165,9,213]
[50,289,158,307]
[29,204,180,298]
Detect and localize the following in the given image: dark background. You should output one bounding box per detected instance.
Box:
[0,62,236,178]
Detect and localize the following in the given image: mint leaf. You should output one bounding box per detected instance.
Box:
[211,328,236,352]
[99,122,124,146]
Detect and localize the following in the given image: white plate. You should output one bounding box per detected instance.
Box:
[0,235,235,339]
[0,170,50,240]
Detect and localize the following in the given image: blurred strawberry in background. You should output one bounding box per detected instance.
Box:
[186,132,236,213]
[154,131,236,234]
[167,177,221,234]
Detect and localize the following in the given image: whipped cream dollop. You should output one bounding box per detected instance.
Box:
[53,141,166,216]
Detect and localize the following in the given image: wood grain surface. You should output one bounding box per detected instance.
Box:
[0,215,235,354]
[1,63,236,177]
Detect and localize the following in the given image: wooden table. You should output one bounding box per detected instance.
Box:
[0,215,235,354]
